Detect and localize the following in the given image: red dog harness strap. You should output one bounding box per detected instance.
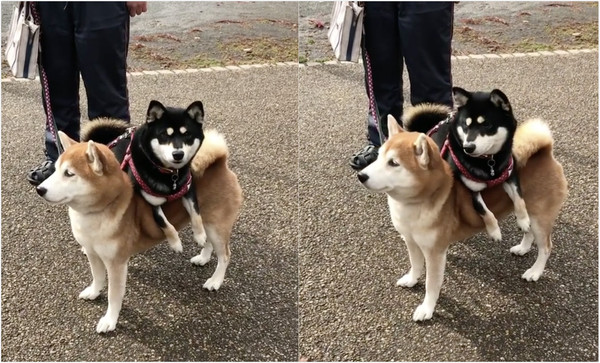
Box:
[442,138,514,188]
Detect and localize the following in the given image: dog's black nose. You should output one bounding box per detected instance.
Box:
[172,150,185,161]
[463,143,476,154]
[36,186,47,197]
[357,172,369,183]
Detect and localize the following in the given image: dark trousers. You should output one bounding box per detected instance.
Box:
[363,2,454,146]
[37,2,131,160]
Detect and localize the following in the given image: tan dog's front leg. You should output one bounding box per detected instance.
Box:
[96,259,128,333]
[79,251,106,300]
[396,235,424,287]
[413,247,447,321]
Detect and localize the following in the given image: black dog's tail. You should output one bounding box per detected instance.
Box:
[80,118,130,144]
[402,103,452,134]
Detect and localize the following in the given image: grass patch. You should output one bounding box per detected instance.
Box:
[218,37,298,64]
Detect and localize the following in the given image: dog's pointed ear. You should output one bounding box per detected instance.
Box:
[146,100,166,123]
[452,87,470,108]
[86,141,104,175]
[186,101,204,124]
[387,114,404,136]
[413,134,430,170]
[58,131,78,149]
[490,89,511,112]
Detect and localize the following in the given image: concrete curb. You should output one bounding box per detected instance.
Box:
[299,48,598,67]
[1,49,596,83]
[0,61,299,83]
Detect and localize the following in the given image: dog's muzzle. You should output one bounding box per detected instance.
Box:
[357,172,369,183]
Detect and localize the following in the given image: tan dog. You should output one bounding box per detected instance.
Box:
[36,130,242,333]
[357,115,567,321]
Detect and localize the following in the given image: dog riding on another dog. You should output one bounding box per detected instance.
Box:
[403,87,531,242]
[82,100,207,253]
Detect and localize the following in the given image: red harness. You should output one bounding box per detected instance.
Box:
[428,117,514,188]
[111,129,192,202]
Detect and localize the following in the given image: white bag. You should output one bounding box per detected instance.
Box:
[5,2,40,79]
[328,1,364,62]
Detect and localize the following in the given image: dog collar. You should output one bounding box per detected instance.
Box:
[442,138,514,188]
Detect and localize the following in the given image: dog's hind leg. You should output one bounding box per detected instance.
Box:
[182,186,207,247]
[79,251,106,300]
[396,235,424,288]
[473,192,502,242]
[153,206,183,252]
[96,259,128,333]
[503,175,531,232]
[200,225,230,291]
[521,218,552,281]
[413,246,448,321]
[510,230,534,256]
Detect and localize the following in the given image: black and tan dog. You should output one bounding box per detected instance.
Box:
[402,87,530,242]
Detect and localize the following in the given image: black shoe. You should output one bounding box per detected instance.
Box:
[349,144,379,171]
[27,160,55,186]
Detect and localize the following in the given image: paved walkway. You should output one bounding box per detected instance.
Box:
[1,51,597,361]
[1,65,299,361]
[297,51,598,361]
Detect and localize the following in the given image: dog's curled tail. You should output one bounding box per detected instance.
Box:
[402,103,452,133]
[80,118,130,144]
[192,129,229,175]
[513,118,554,168]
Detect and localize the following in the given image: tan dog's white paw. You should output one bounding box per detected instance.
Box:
[79,286,101,300]
[522,267,543,282]
[96,315,117,333]
[190,254,210,266]
[396,274,418,288]
[510,243,531,256]
[203,277,223,291]
[412,304,435,321]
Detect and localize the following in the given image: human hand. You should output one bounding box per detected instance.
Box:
[127,2,147,17]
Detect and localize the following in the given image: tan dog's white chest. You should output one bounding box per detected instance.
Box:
[69,208,119,257]
[388,197,440,249]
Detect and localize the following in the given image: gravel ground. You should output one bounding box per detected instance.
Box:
[1,66,299,361]
[0,1,598,361]
[298,52,598,361]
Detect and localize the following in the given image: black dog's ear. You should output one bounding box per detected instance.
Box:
[186,101,204,124]
[490,89,511,112]
[146,100,166,123]
[452,87,470,108]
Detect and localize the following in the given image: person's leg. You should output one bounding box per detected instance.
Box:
[74,2,131,123]
[350,2,403,170]
[400,2,454,108]
[362,2,403,146]
[28,3,80,185]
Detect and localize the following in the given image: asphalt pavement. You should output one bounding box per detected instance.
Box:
[0,12,598,363]
[298,52,598,361]
[1,65,299,361]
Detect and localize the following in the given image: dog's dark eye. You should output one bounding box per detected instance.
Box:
[388,159,400,167]
[64,170,75,177]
